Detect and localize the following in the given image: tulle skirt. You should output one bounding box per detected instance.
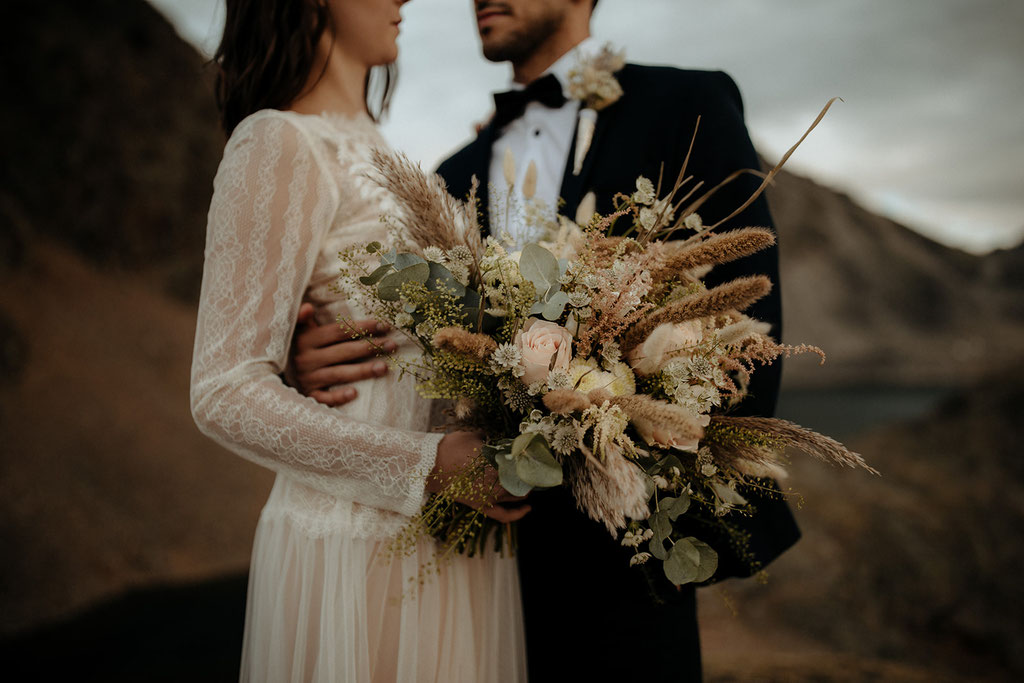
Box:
[239,480,527,683]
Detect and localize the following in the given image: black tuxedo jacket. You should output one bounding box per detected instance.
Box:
[438,65,800,680]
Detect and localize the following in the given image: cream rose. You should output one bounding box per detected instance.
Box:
[515,318,573,385]
[627,320,703,376]
[568,358,636,397]
[632,412,710,453]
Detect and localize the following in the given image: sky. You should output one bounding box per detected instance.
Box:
[150,0,1024,254]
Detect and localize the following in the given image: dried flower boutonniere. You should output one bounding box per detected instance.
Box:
[567,44,625,176]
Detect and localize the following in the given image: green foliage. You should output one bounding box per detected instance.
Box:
[483,433,564,497]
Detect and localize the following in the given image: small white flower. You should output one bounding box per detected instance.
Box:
[422,246,445,263]
[632,177,655,205]
[629,552,653,567]
[568,290,592,308]
[701,463,719,477]
[638,207,657,231]
[446,245,473,266]
[394,312,415,328]
[642,528,654,541]
[546,370,573,391]
[684,212,704,232]
[601,341,622,366]
[652,475,670,489]
[490,342,524,376]
[551,421,580,454]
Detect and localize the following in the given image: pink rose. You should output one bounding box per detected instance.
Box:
[515,318,573,385]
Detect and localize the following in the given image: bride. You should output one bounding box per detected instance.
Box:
[189,0,528,680]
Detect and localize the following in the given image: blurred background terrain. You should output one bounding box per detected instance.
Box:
[1,1,1022,681]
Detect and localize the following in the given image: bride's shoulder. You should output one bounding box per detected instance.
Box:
[225,109,323,154]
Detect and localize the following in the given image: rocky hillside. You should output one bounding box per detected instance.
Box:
[1,0,223,301]
[768,171,1024,387]
[2,0,1023,671]
[700,369,1024,681]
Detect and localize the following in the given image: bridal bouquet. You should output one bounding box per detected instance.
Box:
[337,104,873,587]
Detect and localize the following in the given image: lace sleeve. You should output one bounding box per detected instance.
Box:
[189,112,441,517]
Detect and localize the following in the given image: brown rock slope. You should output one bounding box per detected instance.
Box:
[768,171,1024,387]
[0,242,272,635]
[700,372,1024,681]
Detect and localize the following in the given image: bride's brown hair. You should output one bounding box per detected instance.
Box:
[214,0,396,135]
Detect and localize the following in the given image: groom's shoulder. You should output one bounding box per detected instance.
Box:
[620,63,745,112]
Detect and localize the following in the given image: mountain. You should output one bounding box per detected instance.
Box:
[768,171,1024,387]
[1,0,223,301]
[2,2,1023,676]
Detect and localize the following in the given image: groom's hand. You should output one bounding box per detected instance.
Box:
[289,303,396,406]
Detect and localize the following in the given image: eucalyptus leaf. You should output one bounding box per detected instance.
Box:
[498,455,534,497]
[393,252,427,270]
[668,493,691,521]
[541,290,570,320]
[426,261,466,297]
[519,244,560,300]
[377,262,430,301]
[480,440,514,469]
[650,510,672,543]
[650,537,669,561]
[459,287,484,327]
[359,263,393,286]
[688,538,718,583]
[515,439,563,488]
[664,539,700,586]
[511,431,537,458]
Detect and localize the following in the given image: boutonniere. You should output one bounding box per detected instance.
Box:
[567,44,625,175]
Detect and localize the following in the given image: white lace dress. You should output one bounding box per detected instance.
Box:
[190,110,526,683]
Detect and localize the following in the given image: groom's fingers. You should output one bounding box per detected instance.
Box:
[300,359,391,394]
[295,338,397,376]
[295,318,391,352]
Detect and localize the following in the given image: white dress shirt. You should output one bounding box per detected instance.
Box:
[489,37,599,244]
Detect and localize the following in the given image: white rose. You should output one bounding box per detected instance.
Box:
[567,358,636,397]
[627,320,703,376]
[515,318,573,385]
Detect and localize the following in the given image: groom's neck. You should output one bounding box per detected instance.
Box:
[511,27,591,85]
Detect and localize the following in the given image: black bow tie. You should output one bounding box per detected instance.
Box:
[492,73,568,130]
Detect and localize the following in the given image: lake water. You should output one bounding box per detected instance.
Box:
[776,386,954,441]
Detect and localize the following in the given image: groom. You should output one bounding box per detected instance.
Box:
[293,0,799,679]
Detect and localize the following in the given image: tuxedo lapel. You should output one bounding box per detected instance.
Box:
[559,100,618,220]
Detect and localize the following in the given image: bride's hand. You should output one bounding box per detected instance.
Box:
[430,432,532,524]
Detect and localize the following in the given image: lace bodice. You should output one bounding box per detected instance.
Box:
[190,110,442,532]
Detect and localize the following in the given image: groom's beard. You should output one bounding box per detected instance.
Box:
[477,2,563,65]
